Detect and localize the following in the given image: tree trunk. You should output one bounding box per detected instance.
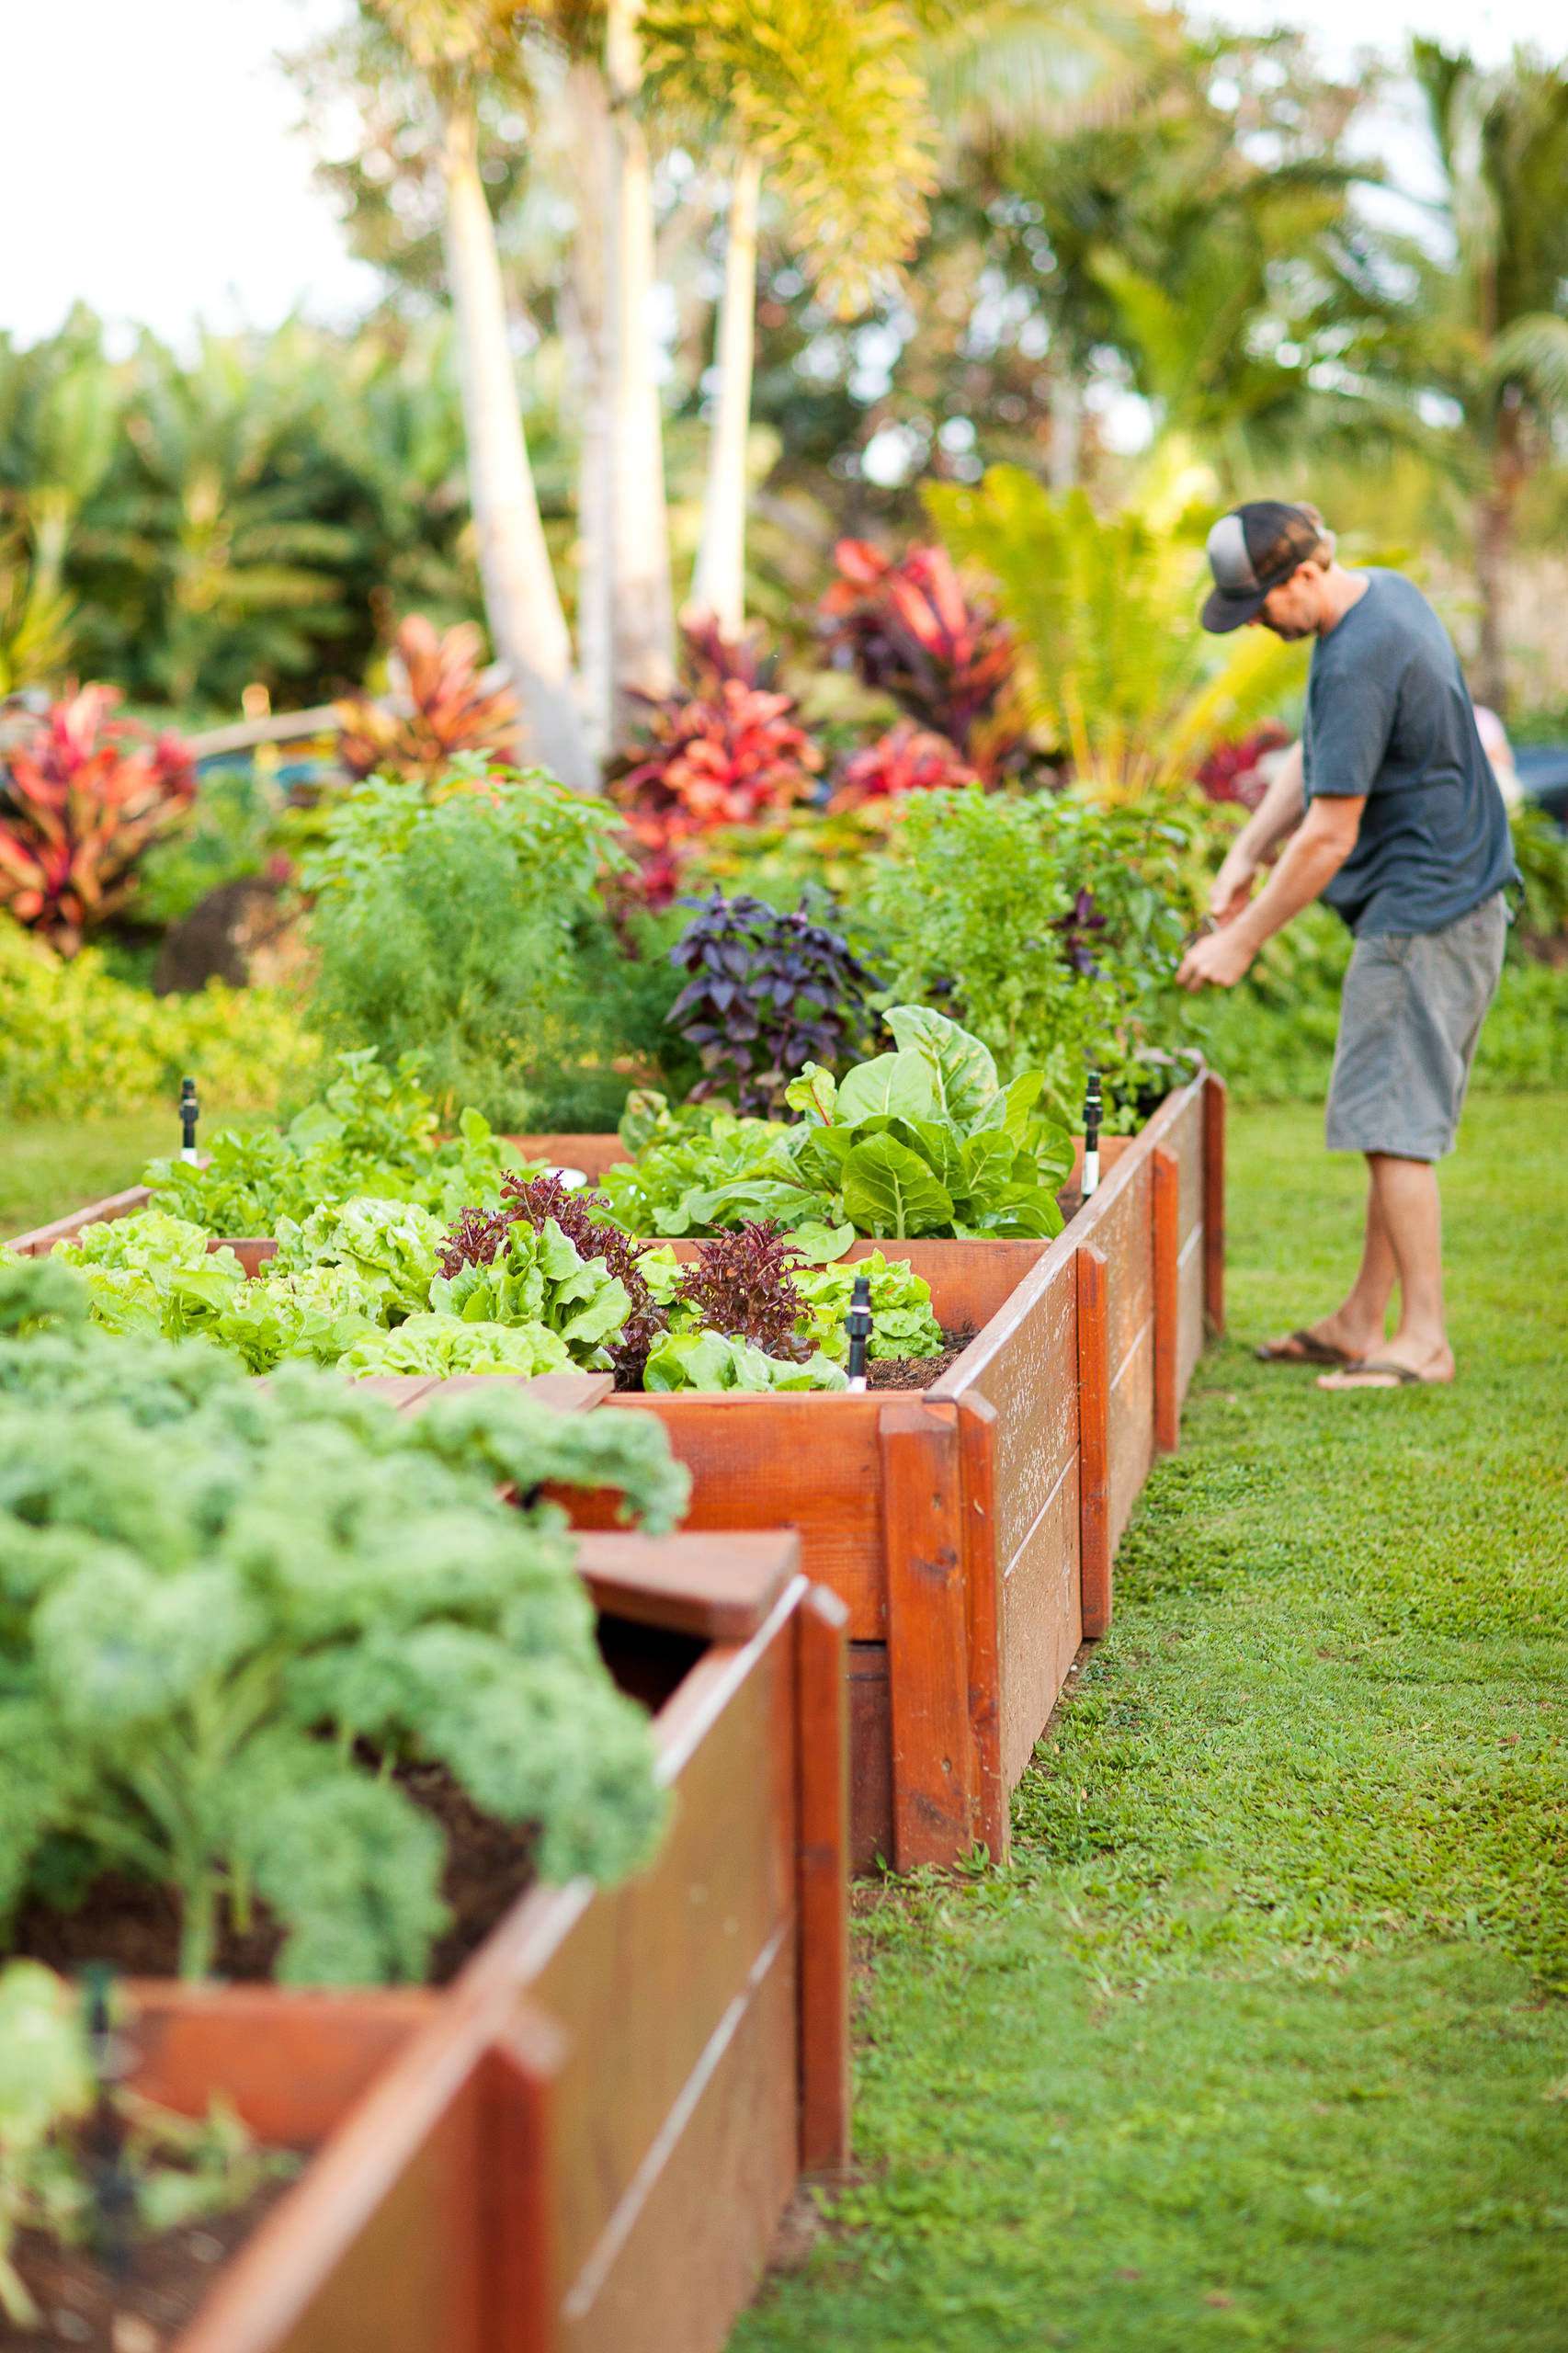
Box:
[567,62,614,766]
[1472,391,1525,717]
[438,100,593,789]
[606,0,676,738]
[1049,372,1082,493]
[689,150,763,639]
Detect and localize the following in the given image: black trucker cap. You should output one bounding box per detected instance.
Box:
[1201,501,1326,633]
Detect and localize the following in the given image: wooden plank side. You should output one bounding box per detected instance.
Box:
[881,1401,977,1870]
[1204,1071,1227,1336]
[795,1587,851,2177]
[510,1134,634,1183]
[998,1449,1081,1787]
[846,1646,893,1871]
[1077,1245,1111,1641]
[127,1987,437,2146]
[1176,1219,1205,1404]
[574,1529,798,1643]
[559,1933,797,2353]
[586,1393,888,1639]
[528,1634,795,2296]
[955,1393,1006,1867]
[8,1184,153,1255]
[1153,1145,1180,1455]
[950,1260,1077,1573]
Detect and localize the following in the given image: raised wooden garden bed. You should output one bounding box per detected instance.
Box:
[541,1072,1225,1873]
[14,1530,846,2353]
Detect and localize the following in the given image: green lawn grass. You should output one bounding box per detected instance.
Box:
[0,1108,273,1241]
[734,1091,1568,2353]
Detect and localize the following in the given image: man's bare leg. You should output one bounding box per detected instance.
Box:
[1263,1165,1397,1361]
[1317,1154,1454,1387]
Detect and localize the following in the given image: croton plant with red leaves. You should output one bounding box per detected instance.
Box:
[0,686,197,954]
[1193,720,1290,811]
[335,613,520,783]
[818,539,1026,780]
[828,719,976,810]
[609,631,824,904]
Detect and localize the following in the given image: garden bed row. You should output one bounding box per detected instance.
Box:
[6,1489,847,2353]
[11,1071,1225,1880]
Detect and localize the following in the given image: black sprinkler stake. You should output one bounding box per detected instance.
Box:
[179,1074,199,1164]
[845,1273,873,1392]
[1082,1070,1103,1199]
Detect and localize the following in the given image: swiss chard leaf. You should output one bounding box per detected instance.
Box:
[840,1138,954,1239]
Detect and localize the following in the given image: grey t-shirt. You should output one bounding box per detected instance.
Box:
[1302,569,1517,935]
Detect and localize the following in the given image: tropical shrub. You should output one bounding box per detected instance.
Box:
[926,470,1306,801]
[301,767,647,1130]
[0,916,307,1123]
[828,720,976,810]
[335,613,520,782]
[1193,720,1290,810]
[870,783,1197,1122]
[665,889,882,1114]
[0,1262,682,1983]
[0,686,196,951]
[817,539,1027,780]
[609,671,823,904]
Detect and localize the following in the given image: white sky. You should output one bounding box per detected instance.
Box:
[1,0,1563,352]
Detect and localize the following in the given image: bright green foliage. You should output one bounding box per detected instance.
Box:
[642,1327,846,1393]
[0,1279,684,1984]
[55,1211,246,1344]
[733,1093,1568,2353]
[211,1265,384,1376]
[301,769,646,1131]
[146,1050,529,1235]
[872,785,1199,1120]
[429,1218,632,1369]
[603,1009,1073,1242]
[273,1195,447,1321]
[340,1314,571,1379]
[0,1960,91,2326]
[642,0,936,316]
[0,916,308,1124]
[790,1252,945,1365]
[926,467,1308,798]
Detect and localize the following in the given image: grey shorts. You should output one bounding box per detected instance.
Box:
[1324,891,1508,1160]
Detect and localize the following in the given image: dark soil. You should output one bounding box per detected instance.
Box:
[6,2178,295,2351]
[9,1762,539,1990]
[865,1326,974,1392]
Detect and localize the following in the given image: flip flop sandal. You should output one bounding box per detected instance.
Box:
[1317,1359,1424,1390]
[1255,1329,1354,1367]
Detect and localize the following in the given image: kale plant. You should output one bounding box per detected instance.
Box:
[0,1284,687,1984]
[665,891,882,1115]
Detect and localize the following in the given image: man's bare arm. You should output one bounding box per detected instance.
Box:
[1178,791,1365,990]
[1210,740,1305,923]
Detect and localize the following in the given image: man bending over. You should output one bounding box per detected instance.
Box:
[1176,501,1517,1391]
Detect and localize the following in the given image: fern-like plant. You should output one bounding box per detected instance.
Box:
[926,468,1308,802]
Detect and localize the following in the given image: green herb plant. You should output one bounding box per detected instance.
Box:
[0,1264,685,1984]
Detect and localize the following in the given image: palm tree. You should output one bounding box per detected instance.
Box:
[1410,42,1568,711]
[642,0,937,639]
[364,0,593,783]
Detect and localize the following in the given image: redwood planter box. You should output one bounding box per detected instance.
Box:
[538,1073,1225,1875]
[21,1531,846,2353]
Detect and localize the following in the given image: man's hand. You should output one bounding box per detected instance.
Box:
[1177,924,1257,992]
[1209,849,1258,926]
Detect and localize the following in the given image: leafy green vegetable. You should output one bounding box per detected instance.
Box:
[145,1050,533,1235]
[428,1218,632,1368]
[341,1315,572,1379]
[0,1274,687,1984]
[791,1253,946,1365]
[642,1329,846,1392]
[273,1194,445,1322]
[601,1008,1073,1244]
[54,1212,245,1344]
[0,1960,90,2326]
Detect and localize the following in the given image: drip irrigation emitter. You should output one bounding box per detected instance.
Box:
[845,1273,873,1392]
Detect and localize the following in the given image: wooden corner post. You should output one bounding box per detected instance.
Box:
[880,1400,978,1871]
[1203,1071,1227,1337]
[795,1583,851,2177]
[1076,1244,1111,1640]
[1152,1144,1180,1454]
[955,1392,1006,1869]
[481,2006,569,2353]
